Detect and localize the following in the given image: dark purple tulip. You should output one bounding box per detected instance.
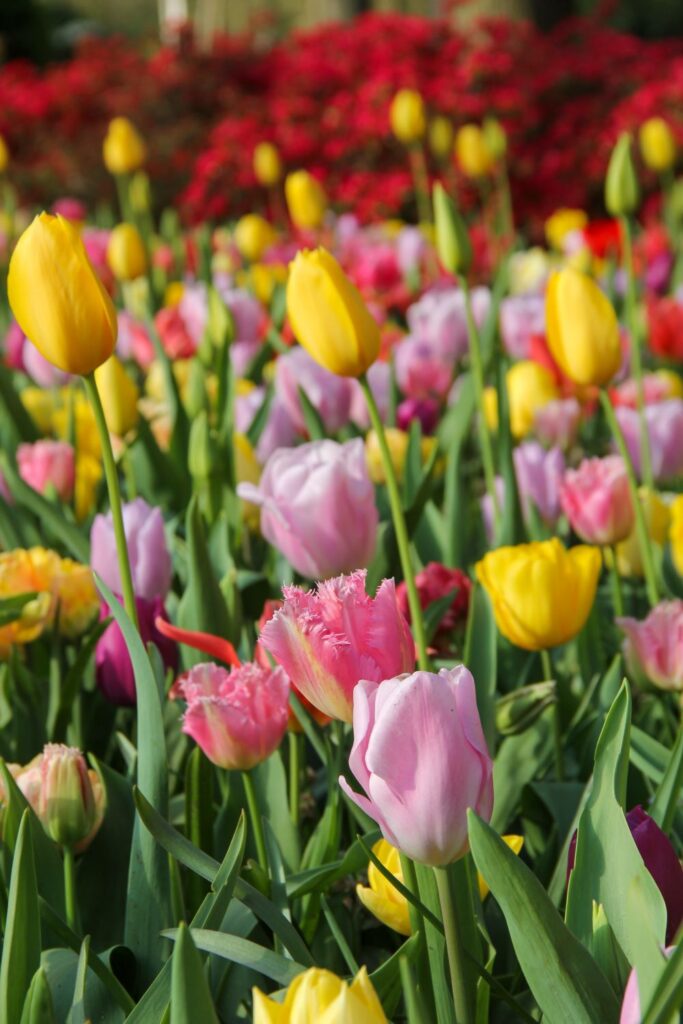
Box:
[397,397,440,435]
[95,596,178,705]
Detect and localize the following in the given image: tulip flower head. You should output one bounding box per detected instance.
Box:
[106,223,147,281]
[618,600,683,693]
[639,117,676,173]
[285,170,327,230]
[389,88,426,144]
[545,267,621,386]
[455,123,493,178]
[18,744,105,852]
[17,440,75,502]
[90,498,172,602]
[93,355,140,436]
[102,117,147,176]
[356,839,411,935]
[560,455,634,545]
[506,361,560,439]
[253,966,387,1024]
[253,141,282,186]
[429,115,454,158]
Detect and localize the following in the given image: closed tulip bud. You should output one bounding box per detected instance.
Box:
[605,133,640,216]
[102,116,147,176]
[639,117,676,173]
[253,967,387,1024]
[429,115,454,158]
[93,355,139,436]
[506,361,559,439]
[476,538,601,650]
[106,223,147,281]
[233,213,276,263]
[34,744,104,849]
[253,141,282,186]
[188,410,218,481]
[8,213,117,375]
[545,268,621,386]
[286,247,380,377]
[495,681,557,736]
[285,170,327,230]
[433,182,472,274]
[483,117,507,161]
[455,123,493,178]
[0,135,9,174]
[390,88,426,144]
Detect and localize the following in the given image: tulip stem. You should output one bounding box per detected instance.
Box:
[600,390,659,607]
[541,648,564,782]
[434,865,475,1024]
[82,373,139,630]
[241,770,269,878]
[288,731,301,829]
[360,375,429,670]
[620,215,654,491]
[63,846,79,932]
[607,545,625,617]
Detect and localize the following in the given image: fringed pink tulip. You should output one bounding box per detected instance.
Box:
[260,570,415,723]
[618,600,683,693]
[17,440,75,501]
[560,455,634,545]
[339,667,493,866]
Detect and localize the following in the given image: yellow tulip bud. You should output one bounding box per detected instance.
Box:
[639,117,676,173]
[544,208,588,251]
[93,355,139,437]
[233,213,276,263]
[455,124,493,178]
[483,386,499,433]
[506,361,559,439]
[356,839,411,936]
[164,281,184,307]
[390,88,426,144]
[654,368,683,399]
[74,454,103,522]
[476,538,601,651]
[669,494,683,578]
[106,223,147,282]
[102,117,147,176]
[545,268,621,387]
[0,135,9,174]
[253,966,387,1024]
[285,170,327,231]
[8,213,117,376]
[605,132,640,217]
[253,141,282,186]
[483,117,507,161]
[433,182,472,274]
[286,247,379,377]
[429,115,454,159]
[617,489,670,578]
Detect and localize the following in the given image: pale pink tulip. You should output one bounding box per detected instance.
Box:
[90,498,172,601]
[618,600,683,692]
[616,400,683,481]
[275,346,353,436]
[561,455,634,545]
[513,442,565,525]
[17,440,75,502]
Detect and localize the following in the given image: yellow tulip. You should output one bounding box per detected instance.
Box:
[605,133,640,218]
[669,494,683,578]
[237,262,288,305]
[617,489,670,578]
[253,141,282,186]
[0,135,9,174]
[287,248,380,377]
[106,223,147,281]
[483,117,507,161]
[164,281,184,307]
[365,428,438,484]
[233,213,276,263]
[21,387,58,435]
[654,368,683,399]
[506,361,559,439]
[234,432,261,531]
[94,355,140,437]
[390,88,426,144]
[8,213,117,376]
[429,115,454,159]
[53,392,101,461]
[74,453,103,522]
[356,839,411,936]
[544,208,587,251]
[102,117,147,176]
[476,538,601,651]
[455,124,493,178]
[483,386,499,433]
[285,170,327,231]
[545,268,621,387]
[639,117,676,173]
[253,967,387,1024]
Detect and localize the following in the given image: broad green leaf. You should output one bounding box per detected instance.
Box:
[371,932,422,1019]
[170,923,219,1024]
[184,748,213,914]
[19,968,55,1024]
[252,752,300,870]
[67,936,89,1024]
[464,584,497,751]
[440,377,475,568]
[0,364,40,444]
[0,811,42,1024]
[649,728,683,834]
[162,929,305,987]
[491,711,553,832]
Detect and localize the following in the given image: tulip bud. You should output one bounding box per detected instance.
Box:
[8,213,117,375]
[285,170,327,231]
[253,967,387,1024]
[433,182,472,274]
[102,117,147,176]
[428,116,454,159]
[188,410,218,481]
[93,354,140,437]
[390,88,426,144]
[37,744,102,849]
[605,133,640,217]
[253,141,282,186]
[545,268,621,386]
[0,135,9,174]
[639,117,676,173]
[495,681,557,736]
[234,213,276,263]
[107,223,147,282]
[455,123,493,178]
[483,117,507,161]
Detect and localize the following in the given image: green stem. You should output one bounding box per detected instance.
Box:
[607,545,624,617]
[434,865,475,1024]
[620,215,654,490]
[541,649,564,782]
[82,373,139,629]
[462,279,500,528]
[242,770,269,877]
[360,375,429,669]
[288,731,301,829]
[600,389,659,607]
[63,846,78,932]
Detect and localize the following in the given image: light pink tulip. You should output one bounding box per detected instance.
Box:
[237,439,378,580]
[620,948,674,1024]
[561,455,634,545]
[618,601,683,693]
[260,570,415,723]
[394,334,455,401]
[22,339,71,388]
[499,294,545,360]
[513,442,565,525]
[407,285,490,365]
[234,387,298,463]
[339,666,493,865]
[90,498,172,601]
[178,661,290,770]
[17,441,75,502]
[349,361,392,430]
[533,398,581,450]
[616,400,683,481]
[275,346,353,435]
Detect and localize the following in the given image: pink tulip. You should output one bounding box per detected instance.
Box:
[394,334,455,401]
[339,667,493,865]
[349,361,392,430]
[17,440,75,502]
[616,400,683,481]
[533,398,581,450]
[51,197,87,222]
[407,285,490,366]
[90,498,172,601]
[499,294,545,360]
[275,346,353,436]
[22,339,71,388]
[560,455,634,545]
[237,439,378,579]
[260,570,415,723]
[618,600,683,693]
[177,661,290,770]
[620,948,674,1024]
[513,442,565,525]
[234,387,298,463]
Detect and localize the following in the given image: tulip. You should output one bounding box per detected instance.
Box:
[233,214,276,263]
[356,839,412,935]
[365,428,437,485]
[253,141,282,186]
[340,666,493,865]
[394,334,456,401]
[513,442,565,526]
[429,115,454,158]
[544,208,588,251]
[261,570,414,723]
[287,248,380,377]
[17,440,75,502]
[102,117,146,175]
[90,498,172,602]
[396,397,440,435]
[499,294,545,360]
[476,538,601,650]
[93,355,139,436]
[0,135,8,173]
[545,268,621,386]
[19,744,105,851]
[615,400,683,481]
[483,117,507,161]
[52,197,86,223]
[106,223,147,281]
[533,397,582,450]
[285,170,327,230]
[639,117,676,173]
[506,361,559,439]
[605,133,640,217]
[274,346,353,435]
[617,600,683,693]
[455,124,493,178]
[8,213,117,376]
[176,661,289,771]
[74,453,103,522]
[96,595,178,705]
[616,488,670,578]
[396,561,471,648]
[253,967,387,1024]
[433,182,472,274]
[670,494,683,578]
[389,88,426,144]
[560,455,634,545]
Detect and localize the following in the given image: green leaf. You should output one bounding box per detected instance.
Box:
[0,592,39,628]
[0,811,42,1024]
[371,932,422,1019]
[67,936,90,1024]
[162,929,304,987]
[19,968,56,1024]
[641,940,683,1024]
[491,711,553,832]
[439,378,476,568]
[184,748,213,914]
[170,923,219,1024]
[0,364,39,444]
[251,752,300,870]
[464,584,497,752]
[177,496,233,663]
[649,728,683,834]
[414,863,453,1024]
[148,320,190,473]
[495,356,525,547]
[468,811,620,1024]
[297,386,326,441]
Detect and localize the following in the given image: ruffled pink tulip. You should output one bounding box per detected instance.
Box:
[91,498,172,601]
[17,441,75,502]
[237,439,378,580]
[339,667,493,865]
[533,398,581,450]
[618,600,683,693]
[177,661,290,770]
[513,442,565,525]
[561,455,634,545]
[275,346,353,436]
[616,400,683,481]
[260,570,415,723]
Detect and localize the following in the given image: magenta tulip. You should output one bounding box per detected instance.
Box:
[96,596,178,705]
[618,600,683,693]
[91,497,172,601]
[561,455,634,545]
